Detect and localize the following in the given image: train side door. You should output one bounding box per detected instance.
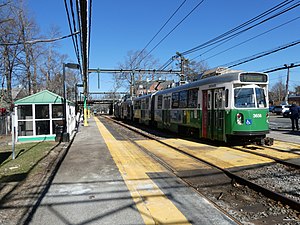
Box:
[213,88,225,141]
[202,90,208,138]
[163,96,171,127]
[203,89,225,141]
[150,95,155,124]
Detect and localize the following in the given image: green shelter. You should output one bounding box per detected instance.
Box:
[13,90,77,142]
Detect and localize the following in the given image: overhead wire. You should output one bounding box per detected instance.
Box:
[130,0,187,67]
[70,0,82,71]
[259,60,300,73]
[220,39,300,68]
[64,0,82,71]
[87,0,92,71]
[159,0,297,72]
[194,15,300,61]
[179,0,299,56]
[137,0,205,67]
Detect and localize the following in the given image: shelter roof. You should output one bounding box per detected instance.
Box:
[14,90,64,105]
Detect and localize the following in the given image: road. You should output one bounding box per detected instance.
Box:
[269,114,292,130]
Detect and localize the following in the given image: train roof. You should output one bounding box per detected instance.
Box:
[155,71,267,96]
[132,71,268,100]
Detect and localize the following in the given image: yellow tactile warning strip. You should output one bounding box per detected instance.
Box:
[273,140,300,151]
[94,117,191,225]
[135,139,211,171]
[240,144,300,161]
[160,138,275,168]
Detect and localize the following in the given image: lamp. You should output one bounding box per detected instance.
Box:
[62,63,80,142]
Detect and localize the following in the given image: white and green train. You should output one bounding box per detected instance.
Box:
[115,69,272,145]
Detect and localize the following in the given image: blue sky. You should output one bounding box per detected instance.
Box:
[27,0,300,93]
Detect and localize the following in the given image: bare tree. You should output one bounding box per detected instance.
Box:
[183,59,208,82]
[116,50,159,95]
[0,1,22,107]
[269,80,286,105]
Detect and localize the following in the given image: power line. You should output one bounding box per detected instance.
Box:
[180,0,299,56]
[131,0,187,67]
[263,63,300,73]
[70,0,82,69]
[64,0,81,69]
[137,0,205,66]
[220,39,300,68]
[260,61,300,73]
[195,15,300,61]
[88,0,92,69]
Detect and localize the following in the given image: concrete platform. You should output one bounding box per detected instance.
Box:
[28,117,237,225]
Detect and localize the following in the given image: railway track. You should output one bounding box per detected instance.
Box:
[100,115,300,224]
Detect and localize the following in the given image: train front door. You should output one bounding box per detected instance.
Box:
[202,88,225,141]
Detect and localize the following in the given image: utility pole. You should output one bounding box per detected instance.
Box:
[284,63,294,105]
[175,52,186,83]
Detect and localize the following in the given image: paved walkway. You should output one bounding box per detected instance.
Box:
[268,128,300,144]
[28,117,237,225]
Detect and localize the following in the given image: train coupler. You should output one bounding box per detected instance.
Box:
[263,137,274,146]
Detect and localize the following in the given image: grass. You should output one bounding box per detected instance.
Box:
[0,141,58,182]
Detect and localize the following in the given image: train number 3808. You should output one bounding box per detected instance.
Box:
[253,114,262,118]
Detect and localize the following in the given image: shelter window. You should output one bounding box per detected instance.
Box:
[18,121,33,136]
[36,104,49,119]
[36,121,50,135]
[18,105,32,120]
[52,104,64,118]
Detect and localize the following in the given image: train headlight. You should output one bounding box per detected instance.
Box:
[236,113,244,125]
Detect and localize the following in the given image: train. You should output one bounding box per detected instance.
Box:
[114,68,273,145]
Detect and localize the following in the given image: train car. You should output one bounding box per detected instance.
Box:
[121,98,133,120]
[132,94,154,125]
[114,96,133,120]
[129,68,271,145]
[153,69,270,145]
[113,100,122,119]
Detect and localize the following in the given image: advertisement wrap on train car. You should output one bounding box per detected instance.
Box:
[114,68,273,146]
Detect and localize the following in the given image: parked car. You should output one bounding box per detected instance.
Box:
[283,106,300,118]
[269,106,275,113]
[273,105,291,115]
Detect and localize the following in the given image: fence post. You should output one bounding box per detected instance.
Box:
[11,112,15,160]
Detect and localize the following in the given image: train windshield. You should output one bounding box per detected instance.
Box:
[234,87,266,108]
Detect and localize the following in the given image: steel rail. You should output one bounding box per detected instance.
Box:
[100,116,243,225]
[103,116,300,212]
[231,146,300,170]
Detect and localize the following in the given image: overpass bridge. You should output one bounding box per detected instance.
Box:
[77,91,127,104]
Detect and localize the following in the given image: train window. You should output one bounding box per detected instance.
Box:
[179,91,188,108]
[214,92,218,109]
[172,92,179,108]
[146,98,149,109]
[255,88,267,108]
[208,92,211,109]
[134,100,141,109]
[164,96,171,109]
[157,95,162,109]
[234,88,255,108]
[188,89,198,108]
[225,89,229,107]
